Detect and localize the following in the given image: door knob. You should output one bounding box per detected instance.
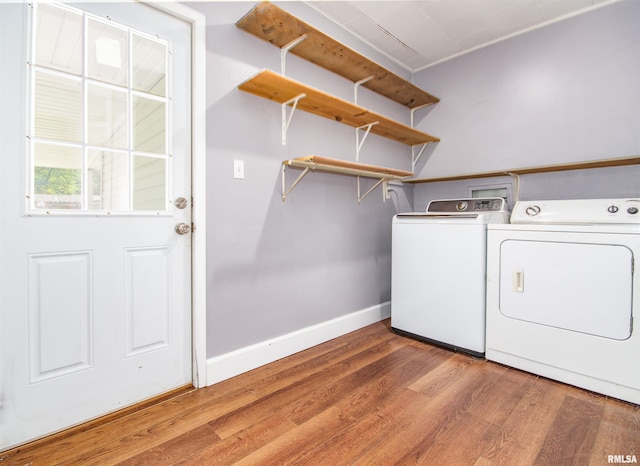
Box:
[175,223,191,235]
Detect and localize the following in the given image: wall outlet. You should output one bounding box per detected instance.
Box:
[233,159,244,179]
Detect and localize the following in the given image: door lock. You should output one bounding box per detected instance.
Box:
[174,197,188,209]
[175,223,191,235]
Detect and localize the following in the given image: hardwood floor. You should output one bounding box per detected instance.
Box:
[3,319,639,465]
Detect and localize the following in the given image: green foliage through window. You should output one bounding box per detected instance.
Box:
[34,167,81,195]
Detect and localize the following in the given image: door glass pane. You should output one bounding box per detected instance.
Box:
[132,34,166,97]
[30,3,170,214]
[87,18,128,87]
[87,83,128,149]
[133,156,166,211]
[34,4,82,75]
[34,72,82,143]
[133,96,165,154]
[33,143,82,210]
[88,150,129,210]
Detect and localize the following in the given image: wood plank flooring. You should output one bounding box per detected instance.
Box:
[3,319,639,465]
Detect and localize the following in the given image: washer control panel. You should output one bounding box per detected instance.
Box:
[511,198,640,224]
[427,198,506,213]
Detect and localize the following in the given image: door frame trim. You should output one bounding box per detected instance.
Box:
[146,1,207,388]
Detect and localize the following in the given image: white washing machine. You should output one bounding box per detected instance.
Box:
[486,198,640,404]
[391,198,509,357]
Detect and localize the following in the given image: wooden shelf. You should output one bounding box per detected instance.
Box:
[236,1,439,109]
[284,156,413,179]
[236,1,439,203]
[405,156,640,183]
[239,69,439,146]
[281,156,412,203]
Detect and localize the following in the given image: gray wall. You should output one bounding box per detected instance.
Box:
[188,2,415,358]
[414,165,640,212]
[412,0,640,179]
[192,0,638,361]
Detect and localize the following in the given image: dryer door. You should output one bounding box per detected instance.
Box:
[499,240,633,340]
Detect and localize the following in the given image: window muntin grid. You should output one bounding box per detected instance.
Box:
[29,3,170,214]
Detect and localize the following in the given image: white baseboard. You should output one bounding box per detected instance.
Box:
[206,301,391,386]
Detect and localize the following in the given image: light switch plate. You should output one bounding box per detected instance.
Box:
[233,159,244,179]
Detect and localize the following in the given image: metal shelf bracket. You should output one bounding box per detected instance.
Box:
[354,76,376,161]
[357,176,389,204]
[410,103,430,128]
[354,76,373,105]
[280,34,307,76]
[412,143,428,172]
[410,103,432,171]
[281,164,310,202]
[282,93,306,145]
[355,122,378,161]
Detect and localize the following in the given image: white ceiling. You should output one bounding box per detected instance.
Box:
[306,0,619,71]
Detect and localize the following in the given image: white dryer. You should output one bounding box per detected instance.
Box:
[486,198,640,404]
[392,198,509,357]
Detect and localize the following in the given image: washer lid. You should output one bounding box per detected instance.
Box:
[394,198,509,224]
[394,211,509,224]
[511,198,640,224]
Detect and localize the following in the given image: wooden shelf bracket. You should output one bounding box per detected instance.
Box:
[281,93,306,145]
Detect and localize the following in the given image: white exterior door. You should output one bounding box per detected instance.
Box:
[0,2,193,450]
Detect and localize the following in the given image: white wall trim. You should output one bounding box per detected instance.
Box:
[148,0,207,389]
[206,302,391,386]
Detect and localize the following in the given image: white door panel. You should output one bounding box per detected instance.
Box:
[1,2,192,450]
[28,251,93,382]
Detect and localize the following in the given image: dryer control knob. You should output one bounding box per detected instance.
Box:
[525,205,541,216]
[608,205,619,213]
[628,207,639,215]
[456,201,468,211]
